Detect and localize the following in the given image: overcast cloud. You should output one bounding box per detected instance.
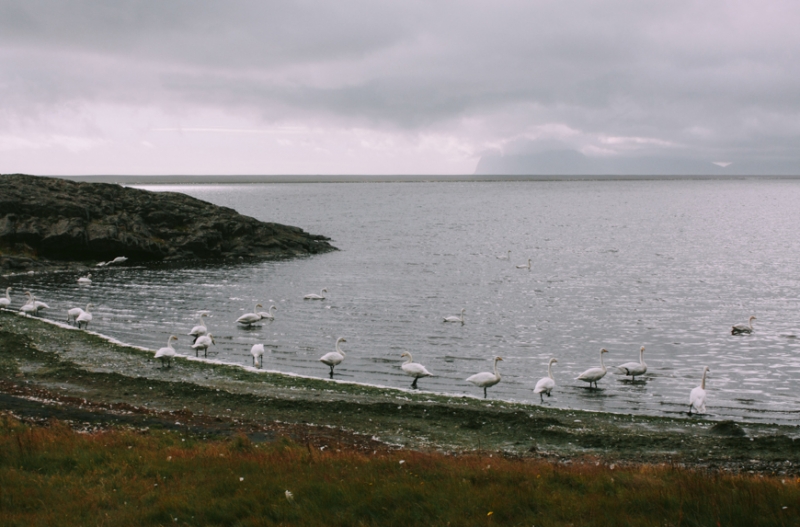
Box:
[1,1,799,175]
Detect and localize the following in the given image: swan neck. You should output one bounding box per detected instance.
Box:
[547,362,554,379]
[600,351,606,370]
[493,358,501,379]
[336,340,345,355]
[701,369,707,389]
[404,353,413,365]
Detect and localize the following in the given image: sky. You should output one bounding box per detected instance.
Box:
[1,1,799,176]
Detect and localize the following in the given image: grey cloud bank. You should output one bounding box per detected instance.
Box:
[1,1,799,175]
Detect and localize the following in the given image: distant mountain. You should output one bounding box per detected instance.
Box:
[474,150,799,176]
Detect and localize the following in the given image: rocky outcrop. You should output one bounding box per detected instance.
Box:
[0,174,335,270]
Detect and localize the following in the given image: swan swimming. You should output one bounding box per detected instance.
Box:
[443,308,466,324]
[466,356,503,398]
[236,303,264,327]
[191,333,215,358]
[577,348,609,389]
[76,303,94,329]
[496,250,511,260]
[689,366,710,415]
[304,288,327,300]
[400,352,433,389]
[258,305,278,320]
[77,273,92,285]
[616,346,647,381]
[0,287,11,309]
[533,358,558,403]
[155,335,178,368]
[251,343,265,368]
[319,337,347,379]
[516,258,532,270]
[731,316,756,335]
[188,313,208,343]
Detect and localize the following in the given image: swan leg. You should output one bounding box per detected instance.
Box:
[204,348,208,358]
[329,366,334,379]
[411,378,418,389]
[195,349,199,358]
[539,393,544,403]
[193,335,198,344]
[483,387,487,398]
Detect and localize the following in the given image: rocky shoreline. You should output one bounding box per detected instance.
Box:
[1,310,799,476]
[0,174,336,273]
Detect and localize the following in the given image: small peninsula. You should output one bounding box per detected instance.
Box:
[0,174,335,271]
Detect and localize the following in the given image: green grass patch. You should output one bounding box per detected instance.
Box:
[1,414,798,526]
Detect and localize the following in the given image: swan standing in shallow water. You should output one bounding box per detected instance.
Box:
[577,348,609,389]
[77,273,92,284]
[400,352,433,389]
[191,334,215,358]
[76,303,94,329]
[319,337,347,378]
[467,357,503,398]
[533,358,558,402]
[304,288,327,300]
[155,335,178,368]
[0,287,11,309]
[496,250,511,260]
[443,308,466,324]
[616,346,647,381]
[67,304,85,325]
[258,305,277,320]
[251,344,265,368]
[188,313,208,343]
[516,258,531,270]
[731,316,756,335]
[689,366,710,415]
[236,304,263,327]
[20,292,37,315]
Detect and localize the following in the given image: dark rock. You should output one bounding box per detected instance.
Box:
[0,174,335,269]
[709,420,746,437]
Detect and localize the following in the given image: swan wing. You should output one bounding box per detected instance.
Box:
[577,367,606,382]
[189,325,208,336]
[236,313,260,324]
[155,347,175,358]
[533,377,555,394]
[319,352,344,366]
[402,363,432,377]
[467,372,498,387]
[689,387,706,412]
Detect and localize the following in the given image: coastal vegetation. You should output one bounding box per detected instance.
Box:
[1,413,798,526]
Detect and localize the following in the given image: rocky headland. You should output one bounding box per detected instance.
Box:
[0,174,335,272]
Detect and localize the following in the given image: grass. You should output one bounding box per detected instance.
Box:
[1,414,798,526]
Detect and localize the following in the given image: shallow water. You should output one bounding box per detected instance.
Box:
[10,179,800,424]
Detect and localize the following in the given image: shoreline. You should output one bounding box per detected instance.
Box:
[2,310,799,475]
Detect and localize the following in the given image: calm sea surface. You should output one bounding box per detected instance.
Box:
[12,180,800,424]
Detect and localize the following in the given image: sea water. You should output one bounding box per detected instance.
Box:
[12,179,800,424]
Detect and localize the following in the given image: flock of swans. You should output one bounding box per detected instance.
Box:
[1,271,759,416]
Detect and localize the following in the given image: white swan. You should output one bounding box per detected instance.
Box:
[533,358,558,402]
[76,303,94,329]
[400,352,433,389]
[466,356,503,398]
[616,346,647,381]
[496,250,511,260]
[67,305,84,325]
[109,256,128,265]
[77,273,92,284]
[319,337,347,379]
[577,348,609,389]
[236,303,264,326]
[304,288,327,300]
[443,308,466,324]
[155,335,178,368]
[188,313,208,343]
[20,292,40,315]
[258,305,278,320]
[251,344,265,368]
[689,366,710,415]
[0,287,11,309]
[191,333,215,358]
[516,258,532,270]
[731,316,756,335]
